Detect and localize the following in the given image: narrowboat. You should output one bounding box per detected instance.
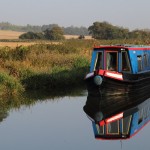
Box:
[88,97,150,140]
[85,45,150,97]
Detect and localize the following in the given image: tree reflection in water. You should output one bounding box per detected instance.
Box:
[0,87,85,123]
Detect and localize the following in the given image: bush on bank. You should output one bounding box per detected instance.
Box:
[0,72,24,97]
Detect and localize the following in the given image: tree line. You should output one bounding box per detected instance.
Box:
[1,21,150,40]
[0,22,89,35]
[19,26,65,40]
[88,21,150,40]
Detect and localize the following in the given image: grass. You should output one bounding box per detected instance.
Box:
[0,71,24,97]
[0,39,93,96]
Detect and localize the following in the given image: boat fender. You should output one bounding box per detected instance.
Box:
[94,111,103,122]
[94,75,102,85]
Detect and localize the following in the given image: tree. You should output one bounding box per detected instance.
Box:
[88,21,129,40]
[88,22,109,39]
[19,32,44,39]
[63,26,89,35]
[129,30,150,39]
[44,26,65,40]
[41,24,59,31]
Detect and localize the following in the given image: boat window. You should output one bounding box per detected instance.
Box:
[121,52,131,72]
[142,105,150,120]
[95,52,103,70]
[106,52,118,71]
[122,115,132,134]
[137,55,142,72]
[147,105,150,118]
[143,107,148,119]
[106,120,119,135]
[138,108,143,124]
[143,54,149,67]
[96,124,104,135]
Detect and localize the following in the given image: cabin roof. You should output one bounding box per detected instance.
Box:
[93,44,150,51]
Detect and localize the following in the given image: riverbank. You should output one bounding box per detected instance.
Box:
[0,39,95,97]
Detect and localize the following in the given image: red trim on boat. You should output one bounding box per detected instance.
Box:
[99,120,105,126]
[106,112,123,123]
[99,112,123,126]
[128,48,150,50]
[94,46,126,49]
[97,70,123,81]
[129,120,150,139]
[94,45,150,50]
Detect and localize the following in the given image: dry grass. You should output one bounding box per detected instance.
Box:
[0,30,92,47]
[0,30,24,39]
[0,42,37,47]
[0,41,62,48]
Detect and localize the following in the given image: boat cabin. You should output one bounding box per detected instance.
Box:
[90,45,150,74]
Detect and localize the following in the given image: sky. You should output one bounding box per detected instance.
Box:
[0,0,150,30]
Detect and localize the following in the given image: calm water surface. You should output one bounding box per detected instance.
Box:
[0,91,149,150]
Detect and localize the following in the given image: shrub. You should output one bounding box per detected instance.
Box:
[0,72,24,96]
[44,26,65,40]
[12,46,31,60]
[19,32,45,39]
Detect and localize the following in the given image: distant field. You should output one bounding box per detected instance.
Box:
[0,30,92,47]
[0,30,92,40]
[0,30,24,39]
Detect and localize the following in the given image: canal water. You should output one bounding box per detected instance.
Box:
[0,91,149,150]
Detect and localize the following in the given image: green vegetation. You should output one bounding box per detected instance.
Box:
[0,72,24,97]
[88,21,150,40]
[0,39,95,97]
[19,32,45,40]
[44,26,65,40]
[19,26,65,40]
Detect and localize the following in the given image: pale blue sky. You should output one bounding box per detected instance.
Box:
[0,0,150,30]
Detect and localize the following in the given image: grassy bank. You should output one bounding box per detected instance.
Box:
[0,39,97,96]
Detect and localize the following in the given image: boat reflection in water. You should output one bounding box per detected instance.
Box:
[83,94,150,140]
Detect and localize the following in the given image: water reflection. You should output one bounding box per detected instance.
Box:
[83,93,150,140]
[0,88,149,149]
[0,87,86,124]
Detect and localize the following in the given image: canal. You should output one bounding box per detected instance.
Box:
[0,90,149,150]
